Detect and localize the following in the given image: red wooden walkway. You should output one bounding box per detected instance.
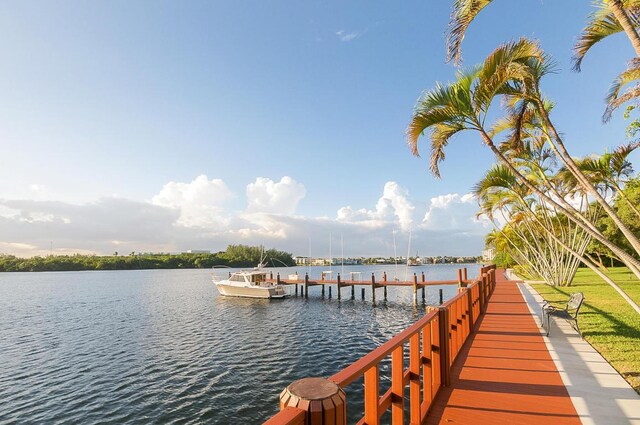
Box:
[426,269,581,424]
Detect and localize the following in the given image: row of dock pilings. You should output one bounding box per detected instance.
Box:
[270,269,461,306]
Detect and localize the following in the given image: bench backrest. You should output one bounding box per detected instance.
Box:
[567,292,584,317]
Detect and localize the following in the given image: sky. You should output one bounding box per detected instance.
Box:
[0,0,638,258]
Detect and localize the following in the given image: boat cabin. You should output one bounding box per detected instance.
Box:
[228,271,269,285]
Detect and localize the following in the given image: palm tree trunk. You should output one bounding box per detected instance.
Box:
[514,192,640,314]
[478,129,640,279]
[539,215,640,315]
[608,0,640,57]
[538,107,640,258]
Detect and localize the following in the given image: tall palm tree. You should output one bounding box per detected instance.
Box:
[407,38,640,278]
[476,164,640,313]
[446,0,640,66]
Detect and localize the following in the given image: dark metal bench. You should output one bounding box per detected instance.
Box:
[541,292,584,338]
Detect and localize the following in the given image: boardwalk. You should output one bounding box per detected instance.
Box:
[427,270,581,424]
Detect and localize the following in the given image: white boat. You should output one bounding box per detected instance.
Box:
[213,270,286,299]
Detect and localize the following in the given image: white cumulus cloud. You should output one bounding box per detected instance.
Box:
[246,176,306,214]
[151,174,232,228]
[337,182,414,231]
[422,193,489,232]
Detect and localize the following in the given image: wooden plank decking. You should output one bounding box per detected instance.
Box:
[426,269,581,424]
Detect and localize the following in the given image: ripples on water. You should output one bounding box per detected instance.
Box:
[0,264,480,424]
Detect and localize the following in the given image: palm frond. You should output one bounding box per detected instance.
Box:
[429,122,466,177]
[604,60,640,121]
[573,3,624,71]
[446,0,493,65]
[603,84,640,121]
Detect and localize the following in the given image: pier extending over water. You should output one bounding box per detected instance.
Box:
[266,268,471,303]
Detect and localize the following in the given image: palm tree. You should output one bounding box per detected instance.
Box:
[573,1,640,70]
[407,38,640,278]
[446,1,640,67]
[475,164,640,313]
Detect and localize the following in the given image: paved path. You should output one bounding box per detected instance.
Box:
[427,269,581,424]
[519,281,640,425]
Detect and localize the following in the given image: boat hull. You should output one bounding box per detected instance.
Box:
[215,282,286,299]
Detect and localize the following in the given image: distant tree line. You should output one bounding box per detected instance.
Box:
[0,245,295,272]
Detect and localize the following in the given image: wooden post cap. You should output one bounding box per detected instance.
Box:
[280,378,346,425]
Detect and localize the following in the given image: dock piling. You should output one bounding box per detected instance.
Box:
[305,273,309,298]
[328,286,332,298]
[361,288,365,300]
[439,288,444,305]
[337,274,341,300]
[371,273,376,304]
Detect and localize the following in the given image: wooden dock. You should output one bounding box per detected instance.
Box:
[426,269,580,424]
[265,269,471,303]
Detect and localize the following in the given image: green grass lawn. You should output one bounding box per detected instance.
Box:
[530,267,640,394]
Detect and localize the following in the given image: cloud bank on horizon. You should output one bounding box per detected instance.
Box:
[0,175,490,258]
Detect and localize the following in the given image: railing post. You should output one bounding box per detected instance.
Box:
[479,273,486,313]
[391,346,404,424]
[463,267,467,281]
[467,285,474,333]
[278,377,346,425]
[429,306,450,387]
[457,269,462,286]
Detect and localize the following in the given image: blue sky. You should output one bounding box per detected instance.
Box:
[0,1,637,257]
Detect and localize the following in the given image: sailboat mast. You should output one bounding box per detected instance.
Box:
[329,233,332,275]
[405,230,412,279]
[393,230,398,280]
[341,234,344,278]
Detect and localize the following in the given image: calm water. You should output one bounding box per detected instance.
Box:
[0,264,480,424]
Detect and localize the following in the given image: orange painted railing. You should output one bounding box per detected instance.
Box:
[264,266,496,425]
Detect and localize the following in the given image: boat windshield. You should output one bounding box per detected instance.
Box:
[229,274,247,283]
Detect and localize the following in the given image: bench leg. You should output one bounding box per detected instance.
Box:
[546,313,551,336]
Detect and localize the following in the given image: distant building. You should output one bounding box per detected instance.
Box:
[482,248,495,262]
[294,256,311,266]
[186,250,210,254]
